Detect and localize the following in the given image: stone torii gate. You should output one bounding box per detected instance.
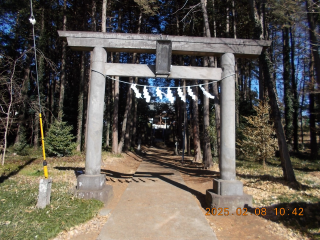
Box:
[58,31,271,211]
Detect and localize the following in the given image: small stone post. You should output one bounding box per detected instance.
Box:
[36,178,52,209]
[206,53,252,212]
[75,47,113,203]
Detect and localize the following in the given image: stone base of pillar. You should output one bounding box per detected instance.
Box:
[206,190,252,213]
[77,174,106,191]
[206,179,253,213]
[74,174,113,204]
[213,179,244,196]
[75,184,113,204]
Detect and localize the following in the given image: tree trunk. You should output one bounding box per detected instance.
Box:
[262,50,296,182]
[102,0,107,33]
[129,13,142,149]
[226,1,229,38]
[203,79,213,168]
[203,57,213,168]
[202,0,221,167]
[249,0,296,182]
[105,78,111,148]
[306,0,320,87]
[192,80,202,163]
[183,79,188,153]
[131,77,138,147]
[34,113,39,150]
[118,78,133,153]
[306,0,319,158]
[283,27,293,150]
[290,27,299,152]
[58,0,67,120]
[102,0,110,148]
[91,0,97,31]
[259,54,266,100]
[15,52,31,144]
[50,70,56,124]
[212,0,217,38]
[232,0,236,39]
[2,57,16,165]
[309,53,318,158]
[123,76,133,152]
[76,52,85,151]
[300,62,307,150]
[111,6,123,153]
[112,76,119,154]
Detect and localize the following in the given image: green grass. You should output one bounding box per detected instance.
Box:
[0,152,103,240]
[19,168,43,177]
[0,179,103,240]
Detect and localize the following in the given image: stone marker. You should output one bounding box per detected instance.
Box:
[36,178,52,209]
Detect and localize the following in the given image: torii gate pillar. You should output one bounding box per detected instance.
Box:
[75,47,113,203]
[206,53,252,212]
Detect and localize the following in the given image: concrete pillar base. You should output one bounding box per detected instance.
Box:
[77,174,106,191]
[213,179,243,196]
[75,174,113,204]
[206,190,252,213]
[75,184,113,204]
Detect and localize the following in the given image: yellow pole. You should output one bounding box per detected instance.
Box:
[39,113,48,178]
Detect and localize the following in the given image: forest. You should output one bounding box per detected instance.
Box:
[0,0,319,183]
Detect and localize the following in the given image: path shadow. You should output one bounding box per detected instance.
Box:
[159,174,208,209]
[0,158,37,184]
[143,153,219,179]
[54,166,137,180]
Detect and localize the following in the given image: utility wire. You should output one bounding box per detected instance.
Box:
[30,0,48,179]
[29,3,41,113]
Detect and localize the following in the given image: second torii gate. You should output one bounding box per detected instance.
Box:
[58,31,271,211]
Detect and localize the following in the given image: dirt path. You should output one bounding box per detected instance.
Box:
[53,146,307,240]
